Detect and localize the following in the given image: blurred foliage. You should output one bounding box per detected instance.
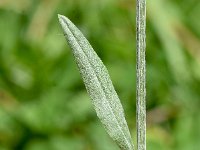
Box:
[0,0,200,149]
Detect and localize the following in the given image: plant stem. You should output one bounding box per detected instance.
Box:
[136,0,146,150]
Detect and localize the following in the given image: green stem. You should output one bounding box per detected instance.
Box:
[136,0,146,150]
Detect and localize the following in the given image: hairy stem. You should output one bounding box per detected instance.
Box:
[136,0,146,150]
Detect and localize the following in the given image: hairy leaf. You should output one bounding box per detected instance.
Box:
[58,14,134,150]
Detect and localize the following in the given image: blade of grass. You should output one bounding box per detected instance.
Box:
[58,14,134,150]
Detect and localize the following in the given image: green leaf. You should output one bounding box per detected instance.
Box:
[58,14,134,150]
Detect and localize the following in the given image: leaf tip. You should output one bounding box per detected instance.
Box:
[58,14,73,37]
[58,14,65,25]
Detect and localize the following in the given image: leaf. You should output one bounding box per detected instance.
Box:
[58,14,134,150]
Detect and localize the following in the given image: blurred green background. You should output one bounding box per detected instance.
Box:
[0,0,200,149]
